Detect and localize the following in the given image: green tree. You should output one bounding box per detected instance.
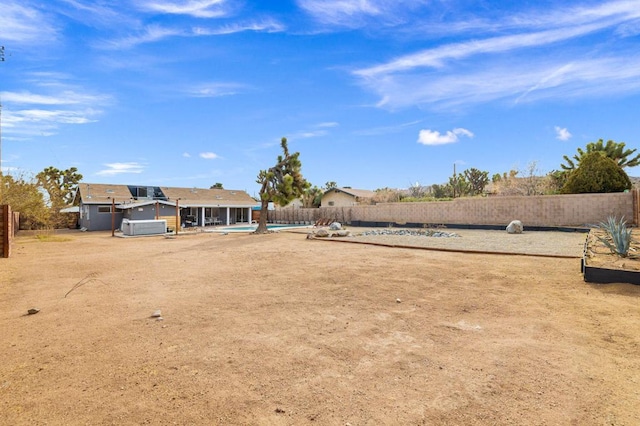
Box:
[561,139,640,171]
[255,138,310,233]
[449,173,470,198]
[36,166,83,228]
[463,168,489,196]
[372,187,401,203]
[324,181,337,190]
[431,183,452,199]
[301,185,323,208]
[210,182,224,189]
[561,152,631,194]
[0,172,50,229]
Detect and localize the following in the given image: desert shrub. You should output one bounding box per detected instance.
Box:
[597,216,632,257]
[562,152,631,194]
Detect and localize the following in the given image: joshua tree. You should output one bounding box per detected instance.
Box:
[561,139,640,171]
[255,137,309,233]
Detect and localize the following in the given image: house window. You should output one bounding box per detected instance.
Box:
[328,201,335,206]
[98,206,112,214]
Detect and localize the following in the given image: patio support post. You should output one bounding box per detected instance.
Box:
[111,198,115,237]
[201,207,205,227]
[175,199,180,235]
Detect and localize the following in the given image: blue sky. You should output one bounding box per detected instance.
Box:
[1,0,640,197]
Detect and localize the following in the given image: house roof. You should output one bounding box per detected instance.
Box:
[116,200,176,210]
[77,183,258,208]
[325,187,376,199]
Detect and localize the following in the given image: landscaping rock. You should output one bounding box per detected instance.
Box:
[27,308,40,315]
[335,230,351,237]
[329,222,342,230]
[315,229,329,238]
[360,229,460,238]
[151,310,162,318]
[506,220,524,234]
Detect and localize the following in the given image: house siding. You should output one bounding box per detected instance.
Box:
[321,191,358,207]
[80,204,123,231]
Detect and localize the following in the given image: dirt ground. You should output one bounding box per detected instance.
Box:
[584,228,640,271]
[1,228,640,425]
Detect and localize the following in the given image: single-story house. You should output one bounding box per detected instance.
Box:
[320,187,376,207]
[74,183,258,231]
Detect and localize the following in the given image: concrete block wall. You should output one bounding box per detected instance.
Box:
[270,191,637,227]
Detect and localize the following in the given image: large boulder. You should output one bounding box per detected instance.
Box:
[329,222,342,230]
[506,220,523,234]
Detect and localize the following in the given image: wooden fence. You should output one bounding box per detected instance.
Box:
[1,205,16,258]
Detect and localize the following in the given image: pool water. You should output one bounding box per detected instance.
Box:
[217,224,310,232]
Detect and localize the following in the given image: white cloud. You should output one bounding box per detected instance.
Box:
[183,152,191,158]
[352,1,640,109]
[138,0,231,18]
[97,24,184,49]
[297,0,426,28]
[0,1,58,45]
[1,90,110,105]
[417,128,473,146]
[555,126,572,141]
[187,82,246,98]
[0,81,111,138]
[96,163,146,176]
[193,19,285,35]
[200,152,219,159]
[316,121,339,128]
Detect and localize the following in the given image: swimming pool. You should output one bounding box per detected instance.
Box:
[215,224,311,232]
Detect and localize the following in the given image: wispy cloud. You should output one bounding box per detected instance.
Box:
[97,24,185,49]
[0,1,58,45]
[187,82,247,98]
[96,162,146,176]
[138,0,232,18]
[297,0,425,28]
[2,90,110,105]
[354,119,422,136]
[352,1,640,110]
[417,128,473,146]
[555,126,572,141]
[193,19,285,35]
[288,122,340,140]
[316,121,339,128]
[0,80,111,138]
[199,152,219,159]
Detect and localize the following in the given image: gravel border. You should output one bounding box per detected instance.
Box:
[314,227,588,258]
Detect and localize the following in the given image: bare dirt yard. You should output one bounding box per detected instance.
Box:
[1,228,640,425]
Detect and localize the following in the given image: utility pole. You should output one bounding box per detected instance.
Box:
[452,163,456,199]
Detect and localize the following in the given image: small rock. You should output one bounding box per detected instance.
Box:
[156,317,164,321]
[275,408,285,414]
[151,310,162,318]
[336,230,351,237]
[396,298,402,303]
[329,222,342,230]
[315,229,329,238]
[506,220,523,234]
[27,308,40,315]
